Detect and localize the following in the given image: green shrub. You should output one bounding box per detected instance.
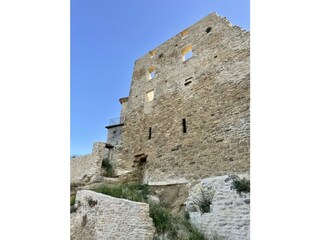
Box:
[184,211,190,220]
[94,183,207,239]
[232,176,250,194]
[101,158,114,177]
[179,213,207,240]
[93,184,149,202]
[188,226,207,240]
[194,190,212,213]
[149,203,177,238]
[70,195,76,206]
[198,197,211,214]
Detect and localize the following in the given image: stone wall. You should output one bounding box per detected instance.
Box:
[186,174,250,240]
[70,142,108,184]
[70,190,155,240]
[111,13,250,183]
[92,142,108,158]
[106,125,123,146]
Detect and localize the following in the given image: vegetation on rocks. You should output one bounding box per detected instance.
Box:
[151,205,206,240]
[93,183,206,240]
[181,216,207,240]
[94,183,149,202]
[232,176,250,194]
[193,190,212,213]
[101,158,115,177]
[150,203,178,239]
[70,195,76,206]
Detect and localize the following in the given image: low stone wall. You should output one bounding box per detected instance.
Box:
[70,190,155,240]
[92,142,109,159]
[70,154,102,184]
[186,174,250,240]
[70,142,109,185]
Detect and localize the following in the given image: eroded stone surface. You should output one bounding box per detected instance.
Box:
[70,142,108,185]
[186,174,250,240]
[70,190,155,240]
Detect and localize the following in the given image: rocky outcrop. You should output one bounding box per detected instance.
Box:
[186,174,250,240]
[70,190,155,240]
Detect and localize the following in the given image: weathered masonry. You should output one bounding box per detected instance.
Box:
[105,13,250,184]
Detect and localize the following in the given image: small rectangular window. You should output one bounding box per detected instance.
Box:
[149,50,156,58]
[148,127,152,140]
[182,118,187,133]
[150,71,155,79]
[182,45,192,62]
[181,29,189,39]
[146,90,154,102]
[147,67,155,80]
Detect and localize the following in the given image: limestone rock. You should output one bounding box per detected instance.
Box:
[186,174,250,240]
[70,190,155,240]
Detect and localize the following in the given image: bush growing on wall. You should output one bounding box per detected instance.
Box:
[101,158,114,177]
[149,203,177,238]
[232,176,250,194]
[192,188,214,214]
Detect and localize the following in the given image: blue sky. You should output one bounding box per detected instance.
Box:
[71,0,250,155]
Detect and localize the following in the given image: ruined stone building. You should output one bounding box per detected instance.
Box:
[71,13,250,240]
[105,13,250,185]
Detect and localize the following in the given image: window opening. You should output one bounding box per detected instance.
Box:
[205,27,212,33]
[149,50,156,58]
[182,118,187,133]
[147,67,155,80]
[181,29,189,39]
[148,127,152,140]
[146,90,154,102]
[182,45,193,62]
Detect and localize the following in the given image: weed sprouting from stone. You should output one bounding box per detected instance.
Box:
[93,184,149,202]
[149,203,177,238]
[101,158,114,177]
[193,189,213,214]
[70,195,76,206]
[232,176,250,194]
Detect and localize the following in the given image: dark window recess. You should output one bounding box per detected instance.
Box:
[148,127,152,139]
[184,77,193,86]
[182,118,187,133]
[206,27,212,33]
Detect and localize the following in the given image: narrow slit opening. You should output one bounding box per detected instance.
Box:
[148,127,152,139]
[182,118,187,133]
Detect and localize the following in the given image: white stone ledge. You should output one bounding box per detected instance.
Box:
[147,179,189,186]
